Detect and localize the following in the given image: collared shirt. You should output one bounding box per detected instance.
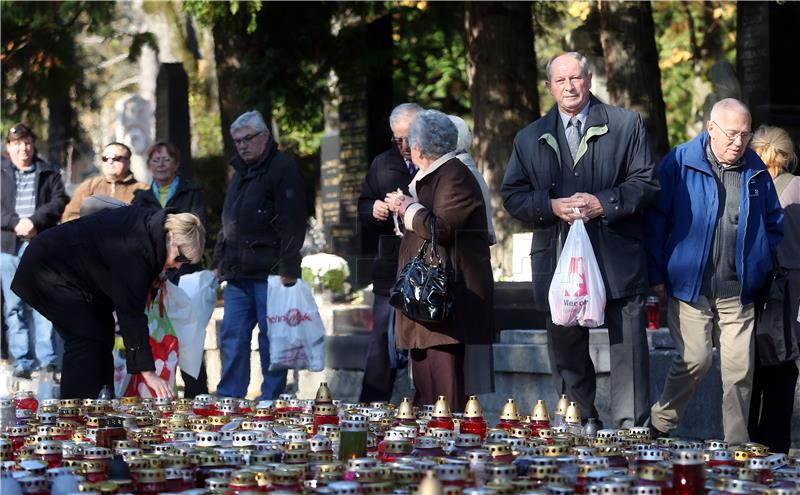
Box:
[558,100,591,133]
[14,162,37,218]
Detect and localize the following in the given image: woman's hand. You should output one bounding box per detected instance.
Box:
[385,193,414,216]
[140,370,174,399]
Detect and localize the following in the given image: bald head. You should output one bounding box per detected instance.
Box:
[709,98,750,123]
[707,98,752,166]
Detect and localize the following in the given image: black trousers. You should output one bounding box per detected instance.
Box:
[181,359,209,398]
[14,269,116,399]
[547,294,650,427]
[45,296,116,400]
[359,295,396,402]
[748,361,798,452]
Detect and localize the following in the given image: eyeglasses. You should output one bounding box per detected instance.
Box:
[233,131,264,146]
[149,156,173,164]
[173,244,191,264]
[392,136,409,148]
[101,154,130,163]
[711,120,753,143]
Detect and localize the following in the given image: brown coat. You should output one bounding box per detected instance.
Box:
[62,173,149,222]
[395,156,495,351]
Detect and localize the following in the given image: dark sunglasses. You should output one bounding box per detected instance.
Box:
[174,245,191,264]
[101,154,130,163]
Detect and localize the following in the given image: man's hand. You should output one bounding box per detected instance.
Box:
[570,192,604,220]
[651,284,666,301]
[372,200,390,221]
[14,217,36,238]
[280,276,297,287]
[550,198,584,224]
[140,371,174,399]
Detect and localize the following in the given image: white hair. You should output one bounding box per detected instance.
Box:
[389,103,423,132]
[709,98,750,123]
[546,52,591,81]
[408,109,458,160]
[231,110,269,135]
[448,115,472,154]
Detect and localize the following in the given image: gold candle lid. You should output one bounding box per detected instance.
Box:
[564,402,581,424]
[314,403,338,416]
[555,395,569,416]
[433,396,451,418]
[230,469,258,487]
[396,397,416,420]
[208,415,230,426]
[531,399,550,422]
[500,398,520,421]
[136,468,166,483]
[417,469,443,495]
[315,382,333,403]
[463,395,483,418]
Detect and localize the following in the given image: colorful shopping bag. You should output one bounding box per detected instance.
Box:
[123,284,180,398]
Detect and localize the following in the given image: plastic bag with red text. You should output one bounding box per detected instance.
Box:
[548,217,606,327]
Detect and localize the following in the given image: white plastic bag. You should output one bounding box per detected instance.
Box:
[548,216,606,327]
[177,270,218,379]
[266,275,325,372]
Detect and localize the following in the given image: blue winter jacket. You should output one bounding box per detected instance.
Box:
[645,131,783,305]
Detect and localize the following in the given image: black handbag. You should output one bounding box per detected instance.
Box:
[755,266,798,364]
[389,217,454,322]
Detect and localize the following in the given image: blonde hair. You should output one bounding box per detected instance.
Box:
[164,213,205,263]
[751,125,797,175]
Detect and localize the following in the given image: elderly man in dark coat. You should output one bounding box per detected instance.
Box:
[502,52,660,428]
[356,102,422,403]
[388,109,495,411]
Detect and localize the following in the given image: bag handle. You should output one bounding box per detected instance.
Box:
[427,216,443,266]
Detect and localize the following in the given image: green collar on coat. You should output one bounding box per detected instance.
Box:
[537,95,610,168]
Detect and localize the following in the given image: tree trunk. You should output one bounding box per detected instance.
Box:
[464,1,539,278]
[212,25,269,168]
[598,0,670,159]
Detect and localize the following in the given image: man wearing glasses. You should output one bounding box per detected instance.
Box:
[212,110,307,400]
[645,98,784,443]
[356,102,422,402]
[1,123,68,378]
[61,142,148,222]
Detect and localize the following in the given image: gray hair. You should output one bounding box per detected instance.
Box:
[448,115,472,154]
[546,52,591,81]
[231,110,269,135]
[408,109,458,160]
[709,98,750,123]
[389,103,423,132]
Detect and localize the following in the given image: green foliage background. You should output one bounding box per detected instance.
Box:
[2,0,739,190]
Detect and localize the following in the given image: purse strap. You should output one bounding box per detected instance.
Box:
[427,216,443,266]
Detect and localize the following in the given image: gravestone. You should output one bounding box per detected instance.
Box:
[737,2,800,145]
[322,15,393,288]
[156,63,193,179]
[319,133,342,235]
[114,94,153,183]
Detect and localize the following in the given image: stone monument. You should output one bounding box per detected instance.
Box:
[114,94,153,183]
